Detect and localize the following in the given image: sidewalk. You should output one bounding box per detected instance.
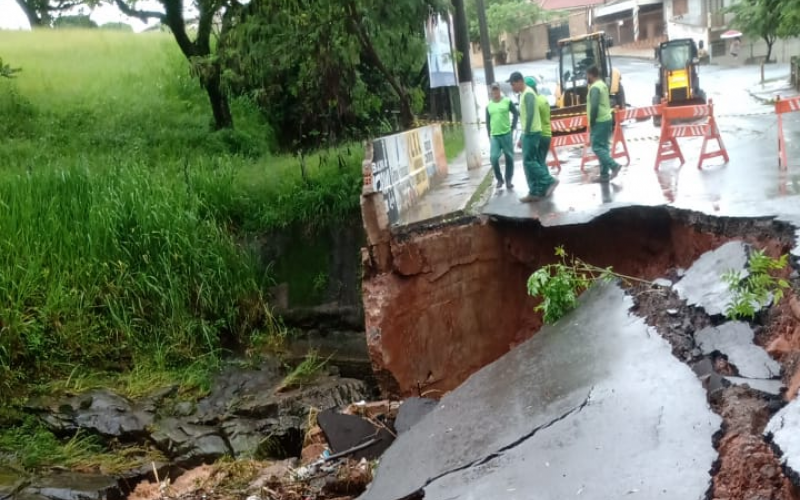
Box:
[395,152,495,228]
[747,77,799,103]
[609,46,656,60]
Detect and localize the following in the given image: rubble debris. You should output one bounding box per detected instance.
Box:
[317,409,394,462]
[674,241,750,316]
[359,284,720,500]
[696,322,782,379]
[724,376,784,396]
[19,471,122,500]
[765,397,800,486]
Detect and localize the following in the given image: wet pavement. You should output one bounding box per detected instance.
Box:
[404,59,800,253]
[358,284,720,500]
[477,60,800,240]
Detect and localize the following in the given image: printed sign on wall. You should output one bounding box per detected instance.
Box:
[370,124,449,225]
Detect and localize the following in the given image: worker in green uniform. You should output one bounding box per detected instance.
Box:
[508,71,558,202]
[586,65,622,182]
[485,82,519,189]
[524,76,553,167]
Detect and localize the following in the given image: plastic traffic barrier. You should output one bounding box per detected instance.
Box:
[775,95,800,169]
[654,99,728,170]
[545,115,587,172]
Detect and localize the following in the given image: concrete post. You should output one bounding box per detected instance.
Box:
[452,0,483,170]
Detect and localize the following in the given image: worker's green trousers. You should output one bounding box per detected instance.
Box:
[538,134,552,166]
[590,119,620,177]
[489,132,515,185]
[522,133,555,196]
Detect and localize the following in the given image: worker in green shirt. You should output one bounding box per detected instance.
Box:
[586,66,622,182]
[485,82,519,189]
[524,76,553,167]
[508,71,558,202]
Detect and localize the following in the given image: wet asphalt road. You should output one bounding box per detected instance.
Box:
[474,57,800,246]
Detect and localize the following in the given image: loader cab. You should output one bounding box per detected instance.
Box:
[557,32,624,110]
[654,38,706,106]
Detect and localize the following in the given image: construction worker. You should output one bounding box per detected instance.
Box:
[485,82,519,190]
[586,65,621,182]
[508,71,558,202]
[524,76,553,167]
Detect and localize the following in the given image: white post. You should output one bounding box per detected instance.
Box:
[633,1,640,42]
[459,82,483,170]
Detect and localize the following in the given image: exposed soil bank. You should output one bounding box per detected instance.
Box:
[362,205,794,398]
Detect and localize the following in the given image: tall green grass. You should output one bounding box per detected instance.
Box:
[0,29,361,395]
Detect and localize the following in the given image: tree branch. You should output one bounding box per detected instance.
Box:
[112,0,165,22]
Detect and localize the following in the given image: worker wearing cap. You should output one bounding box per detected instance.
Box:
[485,82,519,189]
[508,71,558,202]
[525,76,553,167]
[587,65,621,182]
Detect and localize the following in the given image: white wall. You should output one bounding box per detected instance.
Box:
[667,21,709,49]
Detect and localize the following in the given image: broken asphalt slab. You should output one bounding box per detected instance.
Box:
[358,284,721,500]
[673,240,750,317]
[765,396,800,485]
[695,321,782,379]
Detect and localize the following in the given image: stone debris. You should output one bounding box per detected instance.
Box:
[723,376,784,396]
[764,396,800,486]
[674,241,750,316]
[695,322,782,379]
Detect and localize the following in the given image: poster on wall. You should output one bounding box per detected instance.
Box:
[370,124,449,225]
[425,14,457,88]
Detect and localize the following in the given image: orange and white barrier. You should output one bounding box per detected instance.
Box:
[578,106,662,173]
[545,115,587,172]
[654,99,728,170]
[775,95,800,169]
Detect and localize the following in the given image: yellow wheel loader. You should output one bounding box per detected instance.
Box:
[652,38,707,126]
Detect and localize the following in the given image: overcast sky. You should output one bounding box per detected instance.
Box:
[0,0,159,31]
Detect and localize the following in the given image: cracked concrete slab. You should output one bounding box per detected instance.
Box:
[695,322,781,379]
[358,284,720,500]
[673,241,749,316]
[764,397,800,485]
[724,376,783,396]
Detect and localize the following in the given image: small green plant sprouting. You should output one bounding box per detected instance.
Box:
[527,246,645,324]
[279,350,329,391]
[312,271,329,297]
[724,250,790,320]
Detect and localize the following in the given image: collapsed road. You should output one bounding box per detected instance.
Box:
[359,187,800,499]
[361,283,720,500]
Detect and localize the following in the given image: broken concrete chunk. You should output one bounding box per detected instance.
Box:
[695,322,781,379]
[21,472,122,500]
[394,398,438,435]
[653,278,673,288]
[764,397,800,485]
[358,284,720,500]
[724,377,783,396]
[674,241,749,316]
[317,409,394,461]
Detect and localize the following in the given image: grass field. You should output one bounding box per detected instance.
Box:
[0,29,364,395]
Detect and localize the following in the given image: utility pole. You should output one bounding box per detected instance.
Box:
[476,0,495,85]
[452,0,483,170]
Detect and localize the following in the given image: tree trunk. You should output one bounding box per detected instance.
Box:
[765,37,774,62]
[514,34,523,62]
[15,0,45,27]
[203,68,234,130]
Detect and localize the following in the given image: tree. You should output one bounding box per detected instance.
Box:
[221,0,445,145]
[100,21,133,31]
[113,0,234,129]
[487,1,542,62]
[13,0,83,27]
[777,0,800,39]
[725,0,783,62]
[53,14,98,28]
